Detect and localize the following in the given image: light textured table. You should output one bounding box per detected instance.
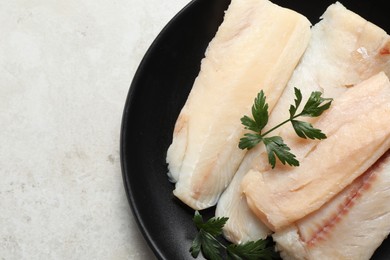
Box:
[0,0,190,258]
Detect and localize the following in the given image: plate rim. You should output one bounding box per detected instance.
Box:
[120,0,199,259]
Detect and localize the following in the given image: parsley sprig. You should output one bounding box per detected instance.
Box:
[190,211,278,260]
[239,88,332,168]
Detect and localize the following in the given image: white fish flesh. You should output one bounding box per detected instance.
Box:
[216,2,390,243]
[242,72,390,231]
[166,0,311,210]
[273,151,390,260]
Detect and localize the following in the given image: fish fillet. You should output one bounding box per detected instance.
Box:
[273,150,390,260]
[216,2,390,243]
[215,163,271,243]
[166,0,311,210]
[242,72,390,231]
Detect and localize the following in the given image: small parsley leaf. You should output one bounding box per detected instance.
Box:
[251,90,269,132]
[240,116,259,133]
[190,230,222,260]
[289,87,302,118]
[291,120,327,140]
[193,210,204,228]
[301,91,333,117]
[193,211,228,237]
[241,90,269,133]
[227,239,278,260]
[263,136,299,168]
[238,133,262,150]
[190,232,202,258]
[190,211,277,260]
[190,211,227,259]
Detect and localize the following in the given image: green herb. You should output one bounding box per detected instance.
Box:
[239,88,332,168]
[227,240,278,260]
[190,211,227,260]
[190,211,278,260]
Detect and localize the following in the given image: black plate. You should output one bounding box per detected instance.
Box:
[120,0,390,259]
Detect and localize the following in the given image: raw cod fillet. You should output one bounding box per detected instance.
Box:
[242,72,390,231]
[215,2,390,243]
[273,151,390,260]
[166,0,311,210]
[215,162,271,243]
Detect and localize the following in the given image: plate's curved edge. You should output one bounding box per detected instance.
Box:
[119,1,199,259]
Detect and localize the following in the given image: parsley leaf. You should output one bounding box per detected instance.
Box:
[190,230,222,260]
[191,211,227,259]
[241,90,269,133]
[240,116,259,133]
[291,120,327,140]
[190,211,278,260]
[227,239,278,260]
[289,87,302,117]
[193,211,228,237]
[238,133,262,150]
[191,232,202,258]
[263,136,299,168]
[239,88,332,168]
[300,91,332,117]
[251,90,269,132]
